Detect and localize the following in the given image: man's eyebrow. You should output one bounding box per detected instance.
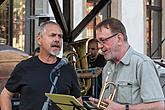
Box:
[50,33,62,36]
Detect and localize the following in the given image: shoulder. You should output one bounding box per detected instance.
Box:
[16,56,39,69]
[123,47,154,66]
[128,49,158,74]
[131,49,154,64]
[63,63,75,71]
[62,62,77,76]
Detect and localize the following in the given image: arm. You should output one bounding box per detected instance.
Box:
[78,72,93,78]
[104,99,164,110]
[77,67,102,78]
[89,97,165,110]
[128,101,164,110]
[0,87,14,110]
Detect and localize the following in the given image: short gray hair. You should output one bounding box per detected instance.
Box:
[37,21,62,36]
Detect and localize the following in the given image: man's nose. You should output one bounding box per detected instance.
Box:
[98,43,103,49]
[53,35,61,42]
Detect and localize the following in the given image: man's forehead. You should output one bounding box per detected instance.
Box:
[44,25,62,33]
[96,26,111,33]
[89,43,97,48]
[46,23,60,28]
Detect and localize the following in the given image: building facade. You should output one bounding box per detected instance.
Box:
[0,0,164,58]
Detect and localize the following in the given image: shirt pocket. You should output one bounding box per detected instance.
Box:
[116,81,132,104]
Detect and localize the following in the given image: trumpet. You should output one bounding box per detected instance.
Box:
[97,72,117,109]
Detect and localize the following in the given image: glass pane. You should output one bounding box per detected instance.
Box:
[0,0,9,44]
[13,0,25,51]
[145,0,162,58]
[74,0,104,41]
[85,1,103,39]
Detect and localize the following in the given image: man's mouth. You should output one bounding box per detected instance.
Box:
[51,44,60,48]
[101,49,106,53]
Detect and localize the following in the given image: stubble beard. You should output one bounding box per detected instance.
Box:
[106,46,119,61]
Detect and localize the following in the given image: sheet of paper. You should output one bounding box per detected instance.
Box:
[45,93,86,110]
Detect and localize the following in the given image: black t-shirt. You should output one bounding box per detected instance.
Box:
[88,54,106,68]
[87,54,106,98]
[5,56,81,110]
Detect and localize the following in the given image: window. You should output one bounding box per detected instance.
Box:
[0,0,25,51]
[0,0,9,44]
[146,0,162,58]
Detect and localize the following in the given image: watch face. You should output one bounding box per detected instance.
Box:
[125,104,129,110]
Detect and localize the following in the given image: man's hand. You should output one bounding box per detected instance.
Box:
[88,97,99,107]
[89,97,125,110]
[94,67,103,77]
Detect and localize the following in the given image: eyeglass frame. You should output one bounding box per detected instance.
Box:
[96,33,118,44]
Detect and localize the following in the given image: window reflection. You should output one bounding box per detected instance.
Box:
[0,0,25,51]
[85,0,102,39]
[0,0,8,44]
[13,0,25,51]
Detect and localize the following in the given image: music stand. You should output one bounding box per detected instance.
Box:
[45,93,86,110]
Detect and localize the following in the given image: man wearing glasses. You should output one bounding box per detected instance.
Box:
[89,18,165,110]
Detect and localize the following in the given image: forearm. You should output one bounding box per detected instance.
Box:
[0,95,12,110]
[0,88,13,110]
[104,100,164,110]
[129,101,165,110]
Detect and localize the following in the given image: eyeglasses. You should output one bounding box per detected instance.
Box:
[97,33,118,45]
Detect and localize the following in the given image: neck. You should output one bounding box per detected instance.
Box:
[89,53,98,62]
[114,43,130,64]
[38,54,57,64]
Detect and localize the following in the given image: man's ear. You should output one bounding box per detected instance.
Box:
[37,35,42,46]
[117,33,123,44]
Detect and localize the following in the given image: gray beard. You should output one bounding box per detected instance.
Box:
[50,51,60,56]
[108,46,119,61]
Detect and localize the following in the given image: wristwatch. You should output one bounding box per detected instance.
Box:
[125,104,129,110]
